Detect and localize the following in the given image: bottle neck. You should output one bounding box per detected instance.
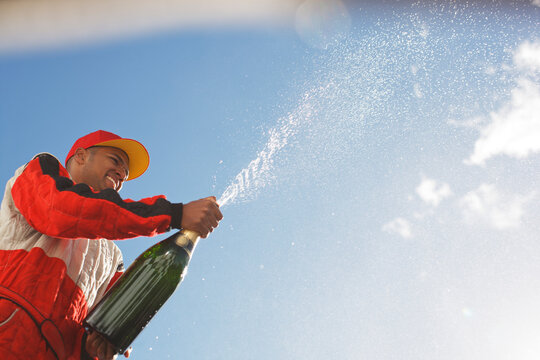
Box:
[174,229,200,256]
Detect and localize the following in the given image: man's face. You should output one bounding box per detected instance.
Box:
[79,146,130,192]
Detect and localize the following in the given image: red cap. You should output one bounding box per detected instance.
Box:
[65,130,149,181]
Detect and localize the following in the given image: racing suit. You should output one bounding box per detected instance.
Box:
[0,153,183,359]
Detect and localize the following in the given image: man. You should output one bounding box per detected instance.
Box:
[0,130,223,360]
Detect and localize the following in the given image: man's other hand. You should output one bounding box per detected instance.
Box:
[85,331,117,360]
[181,196,223,238]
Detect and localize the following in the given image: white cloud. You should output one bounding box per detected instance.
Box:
[382,217,413,238]
[513,40,540,73]
[466,40,540,166]
[416,177,452,207]
[465,79,540,165]
[0,0,301,53]
[459,184,532,230]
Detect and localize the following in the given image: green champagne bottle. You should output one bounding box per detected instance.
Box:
[84,229,200,354]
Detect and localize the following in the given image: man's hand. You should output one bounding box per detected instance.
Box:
[181,196,223,238]
[85,331,117,360]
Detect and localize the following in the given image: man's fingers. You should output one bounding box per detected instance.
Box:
[108,345,118,360]
[208,213,219,228]
[208,201,223,222]
[213,204,223,221]
[98,339,115,360]
[96,341,106,359]
[104,340,116,360]
[181,196,223,237]
[86,332,118,360]
[86,332,101,356]
[202,199,221,228]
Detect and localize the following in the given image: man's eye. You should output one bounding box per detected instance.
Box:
[111,157,119,165]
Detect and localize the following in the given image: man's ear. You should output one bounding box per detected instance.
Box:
[73,148,88,165]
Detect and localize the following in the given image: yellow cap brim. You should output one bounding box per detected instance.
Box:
[95,138,150,181]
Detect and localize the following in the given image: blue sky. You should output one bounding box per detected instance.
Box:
[1,1,540,359]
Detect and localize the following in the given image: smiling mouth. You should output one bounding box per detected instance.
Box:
[105,176,118,190]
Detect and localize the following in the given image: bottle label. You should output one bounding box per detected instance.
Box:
[174,234,191,248]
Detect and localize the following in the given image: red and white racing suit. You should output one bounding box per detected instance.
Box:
[0,153,183,359]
